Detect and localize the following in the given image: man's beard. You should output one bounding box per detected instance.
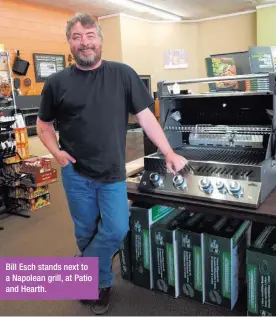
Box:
[72,45,102,68]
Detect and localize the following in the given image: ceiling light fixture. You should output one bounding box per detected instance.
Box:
[107,0,182,21]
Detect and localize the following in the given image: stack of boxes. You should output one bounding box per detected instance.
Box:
[4,157,57,212]
[119,203,275,314]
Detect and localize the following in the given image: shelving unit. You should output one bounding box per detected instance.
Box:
[0,51,30,230]
[0,119,32,230]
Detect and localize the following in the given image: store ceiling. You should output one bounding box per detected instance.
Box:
[24,0,276,21]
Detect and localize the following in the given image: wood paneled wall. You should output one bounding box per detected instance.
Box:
[0,0,75,95]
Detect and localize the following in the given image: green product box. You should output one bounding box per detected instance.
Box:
[119,229,132,281]
[119,206,133,281]
[130,202,175,289]
[151,209,191,298]
[204,217,252,310]
[177,213,223,303]
[247,223,276,316]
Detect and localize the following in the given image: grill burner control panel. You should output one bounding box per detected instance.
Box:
[140,171,261,207]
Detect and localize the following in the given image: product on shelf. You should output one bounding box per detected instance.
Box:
[130,203,174,290]
[119,229,132,281]
[20,157,57,186]
[2,156,56,214]
[9,193,51,212]
[14,125,30,160]
[3,162,21,174]
[8,185,49,200]
[176,213,223,303]
[151,208,190,298]
[203,218,251,310]
[247,223,276,316]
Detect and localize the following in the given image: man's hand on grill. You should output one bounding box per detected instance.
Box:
[165,150,188,174]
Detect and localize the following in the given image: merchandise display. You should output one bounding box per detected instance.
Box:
[3,157,57,211]
[205,46,276,92]
[124,72,275,315]
[0,51,57,230]
[247,223,276,316]
[120,205,276,313]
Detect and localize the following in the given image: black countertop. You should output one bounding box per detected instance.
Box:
[127,182,276,225]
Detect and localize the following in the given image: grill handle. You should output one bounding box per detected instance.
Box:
[161,73,270,86]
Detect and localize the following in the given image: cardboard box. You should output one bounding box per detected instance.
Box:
[14,128,29,145]
[19,157,57,186]
[119,201,133,281]
[10,193,51,211]
[119,230,132,281]
[130,202,175,289]
[204,217,251,310]
[247,223,276,316]
[8,185,49,200]
[176,213,223,303]
[151,209,191,298]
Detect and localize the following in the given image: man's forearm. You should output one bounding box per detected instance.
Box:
[36,118,60,157]
[136,108,173,157]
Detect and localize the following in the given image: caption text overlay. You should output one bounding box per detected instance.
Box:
[0,257,99,300]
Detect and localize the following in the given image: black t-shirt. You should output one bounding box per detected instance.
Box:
[38,60,154,182]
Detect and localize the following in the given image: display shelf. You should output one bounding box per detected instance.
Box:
[0,51,33,230]
[125,157,275,316]
[0,153,30,230]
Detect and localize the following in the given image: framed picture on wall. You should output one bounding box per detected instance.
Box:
[33,53,66,82]
[163,49,188,69]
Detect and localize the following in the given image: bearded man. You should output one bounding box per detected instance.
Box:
[36,13,187,315]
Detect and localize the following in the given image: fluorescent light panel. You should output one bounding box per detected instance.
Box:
[107,0,182,21]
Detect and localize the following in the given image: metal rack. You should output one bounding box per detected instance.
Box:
[0,52,30,230]
[0,123,30,231]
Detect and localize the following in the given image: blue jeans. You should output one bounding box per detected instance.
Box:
[61,162,129,289]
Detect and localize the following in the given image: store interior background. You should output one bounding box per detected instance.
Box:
[1,0,276,97]
[0,0,276,316]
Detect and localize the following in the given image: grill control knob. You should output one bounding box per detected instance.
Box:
[149,173,163,188]
[173,174,187,190]
[199,177,213,194]
[216,180,227,194]
[229,180,241,192]
[200,177,211,189]
[228,180,243,198]
[216,180,224,189]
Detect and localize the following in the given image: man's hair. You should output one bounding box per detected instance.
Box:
[66,13,103,41]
